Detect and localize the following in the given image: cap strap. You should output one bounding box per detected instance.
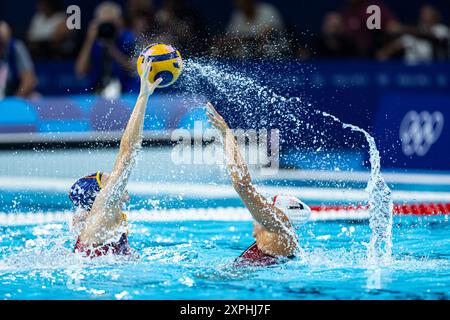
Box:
[96,172,103,188]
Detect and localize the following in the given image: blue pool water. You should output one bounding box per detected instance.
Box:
[0,216,449,299]
[0,149,450,299]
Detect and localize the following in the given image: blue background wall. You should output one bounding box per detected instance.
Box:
[1,61,449,171]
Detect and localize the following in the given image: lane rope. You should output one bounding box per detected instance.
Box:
[0,203,448,226]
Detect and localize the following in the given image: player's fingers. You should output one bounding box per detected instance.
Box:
[206,115,220,127]
[206,114,217,124]
[208,105,226,123]
[206,110,215,119]
[206,110,220,121]
[142,65,149,80]
[143,59,152,78]
[153,77,163,87]
[206,102,219,116]
[207,115,222,128]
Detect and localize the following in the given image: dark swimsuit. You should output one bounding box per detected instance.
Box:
[234,242,295,267]
[74,233,131,258]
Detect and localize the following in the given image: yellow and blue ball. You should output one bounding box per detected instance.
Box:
[137,43,183,88]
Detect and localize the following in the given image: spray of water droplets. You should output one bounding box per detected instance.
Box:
[177,58,393,265]
[322,112,393,265]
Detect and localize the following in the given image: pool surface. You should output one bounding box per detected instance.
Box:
[0,216,449,300]
[0,149,449,300]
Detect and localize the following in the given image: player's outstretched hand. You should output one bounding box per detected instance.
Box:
[206,102,230,136]
[140,59,162,97]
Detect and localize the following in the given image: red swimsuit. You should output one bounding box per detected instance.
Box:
[235,242,296,267]
[74,233,131,258]
[235,242,280,267]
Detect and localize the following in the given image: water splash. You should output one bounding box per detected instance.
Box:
[322,112,393,265]
[179,58,393,265]
[181,59,305,122]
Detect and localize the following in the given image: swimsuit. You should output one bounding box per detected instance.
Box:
[74,212,130,258]
[74,232,131,258]
[235,242,294,267]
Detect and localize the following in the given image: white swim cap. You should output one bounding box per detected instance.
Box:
[269,195,312,228]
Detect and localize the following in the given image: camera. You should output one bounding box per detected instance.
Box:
[97,22,117,41]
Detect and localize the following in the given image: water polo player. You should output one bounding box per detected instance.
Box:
[206,102,312,266]
[68,59,162,258]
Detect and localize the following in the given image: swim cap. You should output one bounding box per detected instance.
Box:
[269,195,311,228]
[68,172,103,211]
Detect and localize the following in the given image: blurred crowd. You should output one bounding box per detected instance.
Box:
[0,0,449,98]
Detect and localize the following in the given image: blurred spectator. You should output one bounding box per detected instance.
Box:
[314,12,358,58]
[214,0,289,58]
[0,21,37,99]
[376,5,449,64]
[227,0,284,37]
[125,0,155,36]
[284,24,310,60]
[75,2,137,98]
[341,0,400,57]
[154,0,207,56]
[27,0,71,59]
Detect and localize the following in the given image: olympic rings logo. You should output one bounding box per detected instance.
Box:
[399,110,444,157]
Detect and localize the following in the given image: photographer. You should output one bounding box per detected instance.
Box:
[75,2,137,97]
[27,0,70,59]
[0,21,37,99]
[376,4,449,64]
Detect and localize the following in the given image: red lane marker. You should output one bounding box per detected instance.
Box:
[445,203,450,213]
[310,203,450,215]
[437,203,447,214]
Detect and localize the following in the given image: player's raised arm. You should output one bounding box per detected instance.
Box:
[206,102,295,236]
[80,60,162,243]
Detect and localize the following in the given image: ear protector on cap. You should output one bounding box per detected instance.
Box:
[269,195,312,227]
